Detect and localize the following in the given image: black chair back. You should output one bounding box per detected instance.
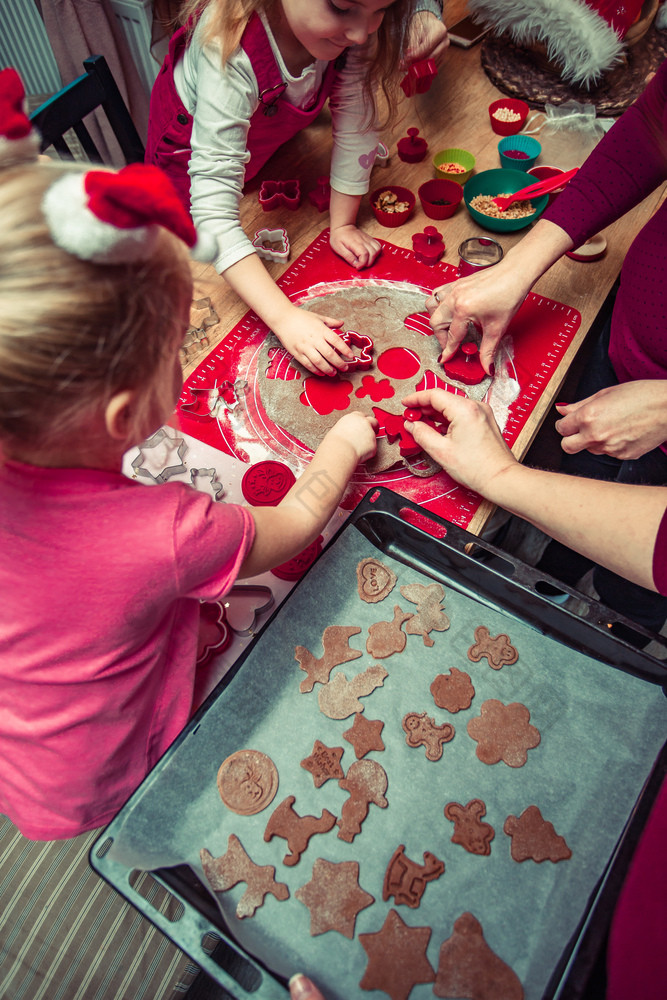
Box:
[29,54,145,164]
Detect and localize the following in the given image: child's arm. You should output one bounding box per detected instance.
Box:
[238,412,377,578]
[329,190,382,270]
[222,255,354,376]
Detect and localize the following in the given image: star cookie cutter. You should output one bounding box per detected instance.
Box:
[258,179,301,211]
[252,227,290,263]
[131,428,188,483]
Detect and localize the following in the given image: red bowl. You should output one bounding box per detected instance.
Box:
[370,185,415,228]
[527,165,566,204]
[418,179,464,220]
[488,98,529,136]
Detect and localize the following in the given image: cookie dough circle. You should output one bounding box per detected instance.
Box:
[217,749,279,815]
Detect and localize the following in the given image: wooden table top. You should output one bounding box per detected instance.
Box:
[181,0,667,533]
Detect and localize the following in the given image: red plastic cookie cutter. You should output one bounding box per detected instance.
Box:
[412,226,445,266]
[242,460,296,506]
[442,342,487,385]
[308,175,331,212]
[400,58,437,97]
[197,601,232,668]
[397,127,428,163]
[258,179,301,211]
[339,330,374,371]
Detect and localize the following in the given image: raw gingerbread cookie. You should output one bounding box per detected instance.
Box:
[430,668,475,713]
[264,795,336,866]
[200,834,289,919]
[366,605,413,658]
[295,624,362,693]
[382,844,444,908]
[433,911,523,1000]
[343,712,385,758]
[338,759,388,842]
[402,711,455,761]
[400,583,450,646]
[504,805,572,863]
[444,799,495,856]
[318,664,388,719]
[359,908,435,1000]
[216,749,279,816]
[467,699,540,768]
[300,740,344,787]
[295,858,374,937]
[467,625,518,670]
[357,557,398,603]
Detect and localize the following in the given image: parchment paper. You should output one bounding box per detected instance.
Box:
[108,527,667,1000]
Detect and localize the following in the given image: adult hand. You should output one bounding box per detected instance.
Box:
[274,308,353,377]
[289,974,326,1000]
[330,224,382,270]
[401,11,449,68]
[427,262,527,376]
[327,410,378,464]
[402,389,516,494]
[555,380,667,459]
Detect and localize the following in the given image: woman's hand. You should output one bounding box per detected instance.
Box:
[402,11,450,68]
[330,224,382,271]
[290,974,326,1000]
[555,381,667,459]
[402,388,516,494]
[274,308,354,376]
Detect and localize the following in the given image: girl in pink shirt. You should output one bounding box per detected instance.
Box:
[0,73,377,840]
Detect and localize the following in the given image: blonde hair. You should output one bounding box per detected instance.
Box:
[178,0,415,127]
[0,161,193,451]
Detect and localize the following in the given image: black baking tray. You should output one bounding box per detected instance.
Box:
[90,487,667,999]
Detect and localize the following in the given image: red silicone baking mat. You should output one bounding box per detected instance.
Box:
[178,230,581,528]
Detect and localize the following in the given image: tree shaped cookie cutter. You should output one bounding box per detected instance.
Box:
[252,227,290,263]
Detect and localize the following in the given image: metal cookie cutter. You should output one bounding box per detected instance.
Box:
[131,428,188,483]
[252,227,290,263]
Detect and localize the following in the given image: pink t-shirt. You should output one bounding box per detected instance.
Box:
[0,461,255,839]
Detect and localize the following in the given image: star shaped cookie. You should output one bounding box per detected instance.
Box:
[359,908,435,1000]
[343,713,385,759]
[300,740,345,787]
[295,859,374,938]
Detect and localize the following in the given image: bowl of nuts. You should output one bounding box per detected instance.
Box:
[432,147,475,184]
[370,186,415,227]
[463,168,548,233]
[488,98,529,136]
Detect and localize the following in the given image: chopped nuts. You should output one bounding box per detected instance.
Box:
[375,190,410,213]
[469,193,535,219]
[437,161,466,174]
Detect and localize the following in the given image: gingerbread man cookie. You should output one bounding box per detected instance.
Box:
[444,799,495,856]
[295,624,362,693]
[402,711,455,761]
[430,668,475,713]
[504,805,572,863]
[467,625,518,670]
[337,759,388,842]
[200,835,289,919]
[467,700,540,767]
[400,583,450,646]
[264,795,336,865]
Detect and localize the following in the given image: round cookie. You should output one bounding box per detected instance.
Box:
[216,749,279,815]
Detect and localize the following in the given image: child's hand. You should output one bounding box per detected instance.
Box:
[274,308,354,376]
[326,411,378,463]
[330,225,382,271]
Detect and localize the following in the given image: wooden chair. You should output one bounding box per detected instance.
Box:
[30,54,145,164]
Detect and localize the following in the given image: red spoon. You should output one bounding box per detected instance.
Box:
[493,167,578,211]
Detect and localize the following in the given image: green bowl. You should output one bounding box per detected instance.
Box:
[463,168,548,233]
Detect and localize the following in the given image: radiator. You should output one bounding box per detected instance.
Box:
[109,0,159,94]
[0,1,62,96]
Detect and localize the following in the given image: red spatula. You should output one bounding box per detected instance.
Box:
[493,167,578,211]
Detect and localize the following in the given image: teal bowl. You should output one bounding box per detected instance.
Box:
[463,168,548,233]
[498,134,541,171]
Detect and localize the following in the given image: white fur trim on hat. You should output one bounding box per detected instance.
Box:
[42,172,162,264]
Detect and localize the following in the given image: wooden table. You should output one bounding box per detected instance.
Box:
[181,0,667,533]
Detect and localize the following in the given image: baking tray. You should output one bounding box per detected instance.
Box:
[90,488,667,1000]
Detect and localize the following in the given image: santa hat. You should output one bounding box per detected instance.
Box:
[466,0,644,88]
[0,67,40,166]
[42,163,218,264]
